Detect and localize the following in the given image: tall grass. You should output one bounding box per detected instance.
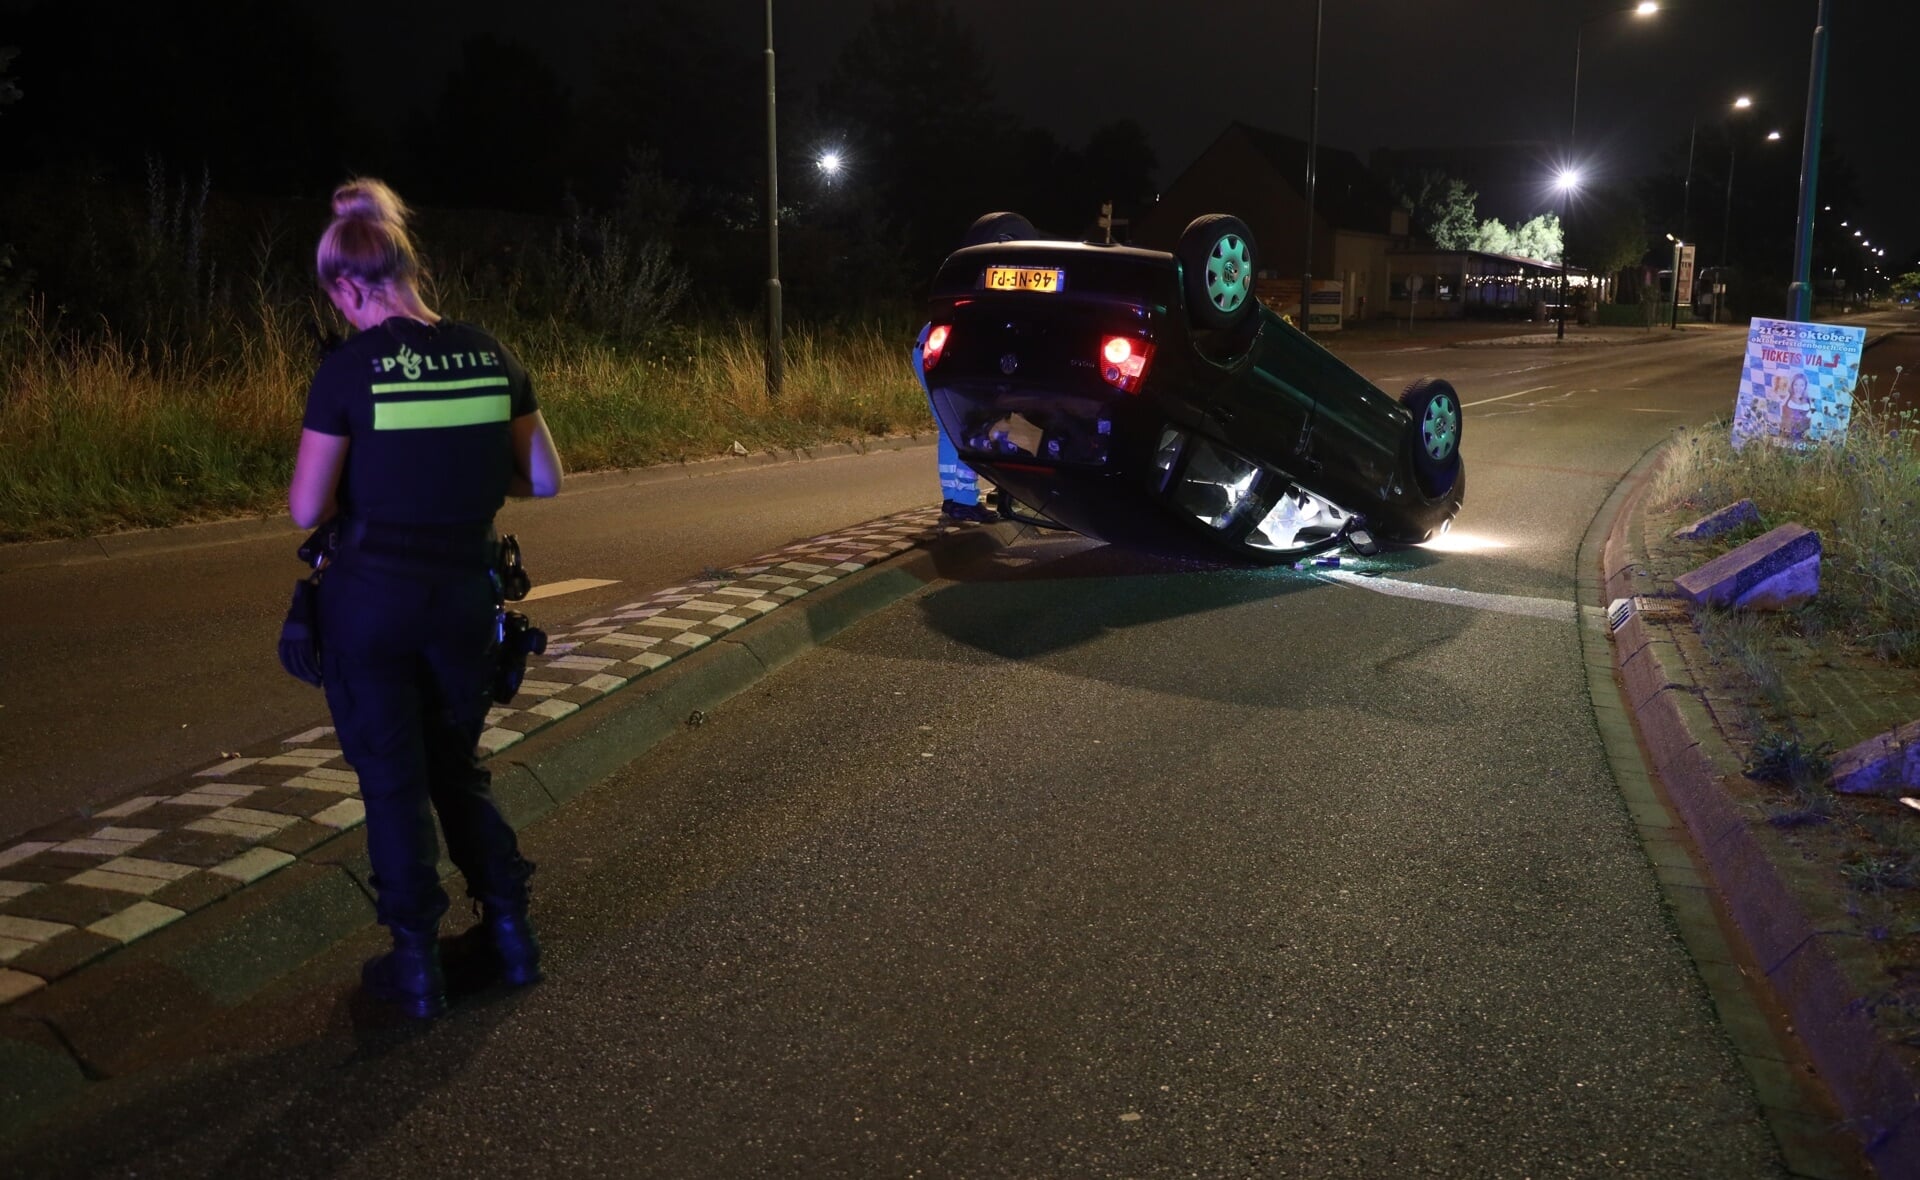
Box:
[1650,392,1920,661]
[0,301,931,542]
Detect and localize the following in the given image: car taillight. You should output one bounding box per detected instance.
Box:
[1099,334,1154,393]
[924,324,952,369]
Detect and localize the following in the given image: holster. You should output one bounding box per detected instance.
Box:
[278,522,336,687]
[278,573,324,687]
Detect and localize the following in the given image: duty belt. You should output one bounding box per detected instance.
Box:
[340,517,499,568]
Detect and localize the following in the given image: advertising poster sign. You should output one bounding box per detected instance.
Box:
[1675,244,1696,306]
[1730,317,1867,451]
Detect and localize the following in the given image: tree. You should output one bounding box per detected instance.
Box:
[575,3,760,218]
[1894,271,1920,302]
[1429,180,1479,250]
[1565,186,1648,283]
[1080,118,1157,218]
[0,47,20,114]
[1510,213,1563,264]
[1392,169,1478,250]
[1472,218,1514,256]
[819,1,1011,269]
[421,35,572,212]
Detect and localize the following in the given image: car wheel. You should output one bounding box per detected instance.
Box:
[1177,214,1258,332]
[1401,377,1463,495]
[961,211,1038,247]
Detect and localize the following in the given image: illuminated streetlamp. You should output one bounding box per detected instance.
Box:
[817,151,843,178]
[1567,2,1660,158]
[1555,168,1580,340]
[1715,95,1756,324]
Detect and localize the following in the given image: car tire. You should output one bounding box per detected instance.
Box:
[1401,376,1463,496]
[961,211,1038,248]
[1177,214,1258,332]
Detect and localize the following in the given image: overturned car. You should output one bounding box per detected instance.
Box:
[916,211,1466,562]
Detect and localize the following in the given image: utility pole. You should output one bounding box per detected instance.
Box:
[1786,0,1831,321]
[763,0,783,400]
[1300,0,1323,332]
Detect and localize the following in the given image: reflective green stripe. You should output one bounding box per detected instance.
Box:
[369,375,510,395]
[372,394,512,431]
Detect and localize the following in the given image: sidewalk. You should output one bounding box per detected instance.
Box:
[1320,317,1709,353]
[0,502,1031,1134]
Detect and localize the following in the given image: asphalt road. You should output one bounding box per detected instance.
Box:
[0,440,939,843]
[14,319,1908,1176]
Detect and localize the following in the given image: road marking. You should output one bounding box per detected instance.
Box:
[1315,570,1575,622]
[522,578,619,602]
[1627,407,1686,413]
[1463,385,1554,408]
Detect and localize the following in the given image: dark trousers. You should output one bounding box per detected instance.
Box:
[319,552,520,932]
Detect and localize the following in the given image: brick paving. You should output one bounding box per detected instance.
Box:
[0,506,956,1004]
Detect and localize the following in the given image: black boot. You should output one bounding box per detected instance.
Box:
[457,858,542,987]
[362,925,448,1019]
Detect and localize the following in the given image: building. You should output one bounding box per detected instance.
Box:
[1388,248,1579,320]
[1132,122,1408,326]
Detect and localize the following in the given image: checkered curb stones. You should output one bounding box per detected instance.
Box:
[0,506,960,1006]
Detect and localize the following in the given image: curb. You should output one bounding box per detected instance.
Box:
[1587,438,1918,1178]
[0,520,1017,1142]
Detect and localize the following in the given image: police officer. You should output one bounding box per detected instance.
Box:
[289,178,564,1018]
[911,322,994,523]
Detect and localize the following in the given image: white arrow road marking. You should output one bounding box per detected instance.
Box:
[521,578,619,602]
[1315,570,1575,622]
[1462,384,1554,408]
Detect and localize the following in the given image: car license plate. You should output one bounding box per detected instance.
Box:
[985,266,1063,293]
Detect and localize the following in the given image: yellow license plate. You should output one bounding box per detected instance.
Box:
[985,266,1063,293]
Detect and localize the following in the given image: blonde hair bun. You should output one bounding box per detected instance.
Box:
[331,178,410,227]
[316,177,422,286]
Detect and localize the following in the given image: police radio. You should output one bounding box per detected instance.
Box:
[490,534,546,704]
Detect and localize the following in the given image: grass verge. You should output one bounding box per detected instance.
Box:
[0,308,931,542]
[1644,405,1920,1047]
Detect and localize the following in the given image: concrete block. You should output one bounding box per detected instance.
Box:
[1673,497,1761,541]
[1829,718,1920,795]
[1674,523,1821,610]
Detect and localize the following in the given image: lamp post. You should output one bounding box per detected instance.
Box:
[1712,95,1752,324]
[762,0,783,401]
[1665,232,1684,330]
[1555,168,1579,340]
[1300,0,1323,332]
[1787,0,1832,320]
[1562,3,1658,342]
[1568,2,1660,155]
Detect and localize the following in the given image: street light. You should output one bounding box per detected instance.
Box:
[1556,168,1580,340]
[762,0,783,401]
[1666,231,1688,330]
[1715,95,1755,324]
[1786,0,1834,320]
[817,151,842,177]
[1561,3,1658,340]
[1568,2,1661,157]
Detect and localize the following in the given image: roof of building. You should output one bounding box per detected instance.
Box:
[1225,122,1399,235]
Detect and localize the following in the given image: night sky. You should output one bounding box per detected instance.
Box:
[3,1,1914,264]
[308,0,1918,264]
